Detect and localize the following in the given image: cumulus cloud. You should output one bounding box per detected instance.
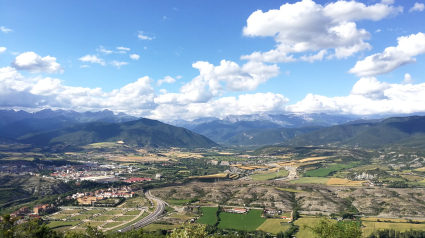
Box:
[349,32,425,77]
[403,73,414,83]
[154,60,279,105]
[130,54,140,60]
[11,52,64,73]
[157,76,176,86]
[0,47,6,53]
[138,31,153,40]
[80,65,90,68]
[0,66,156,113]
[410,3,425,12]
[241,0,402,62]
[111,61,128,69]
[78,55,106,66]
[287,77,425,115]
[1,26,13,33]
[117,47,130,51]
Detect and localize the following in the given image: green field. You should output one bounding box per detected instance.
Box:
[290,177,330,184]
[68,215,92,220]
[362,221,425,237]
[251,170,289,181]
[217,209,266,231]
[104,210,124,215]
[257,219,291,234]
[93,215,115,221]
[304,163,358,177]
[196,207,218,226]
[123,210,140,215]
[272,186,304,193]
[102,222,123,228]
[115,216,136,221]
[46,221,80,231]
[81,209,104,214]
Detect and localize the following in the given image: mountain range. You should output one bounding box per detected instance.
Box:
[170,113,356,145]
[280,115,425,149]
[19,118,218,148]
[0,109,218,148]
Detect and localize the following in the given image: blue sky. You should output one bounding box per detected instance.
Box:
[1,0,425,121]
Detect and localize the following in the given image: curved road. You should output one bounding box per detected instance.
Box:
[117,190,166,232]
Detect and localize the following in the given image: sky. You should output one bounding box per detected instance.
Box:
[1,0,425,121]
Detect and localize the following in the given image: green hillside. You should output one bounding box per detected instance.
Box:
[225,126,323,145]
[282,116,425,148]
[19,118,218,148]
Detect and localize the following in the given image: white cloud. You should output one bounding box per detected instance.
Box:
[154,60,279,105]
[116,51,126,54]
[138,31,153,40]
[97,46,113,54]
[241,0,402,62]
[78,55,106,66]
[349,32,425,76]
[176,75,182,79]
[159,89,167,94]
[410,2,425,12]
[1,26,13,33]
[150,93,289,120]
[111,61,128,69]
[403,73,414,83]
[130,54,140,60]
[10,52,19,55]
[300,50,327,62]
[80,65,90,68]
[11,52,64,73]
[287,77,425,115]
[0,66,156,113]
[0,47,6,53]
[116,47,130,51]
[381,0,395,5]
[157,76,176,86]
[375,29,381,33]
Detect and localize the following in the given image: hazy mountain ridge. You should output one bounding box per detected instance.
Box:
[0,109,139,140]
[0,109,139,128]
[19,118,219,148]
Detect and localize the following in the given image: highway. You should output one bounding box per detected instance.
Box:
[117,190,166,232]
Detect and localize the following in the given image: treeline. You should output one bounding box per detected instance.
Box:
[367,229,425,238]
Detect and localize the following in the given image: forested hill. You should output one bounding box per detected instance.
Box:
[281,116,425,149]
[19,118,219,148]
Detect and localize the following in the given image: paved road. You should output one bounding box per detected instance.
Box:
[117,190,166,232]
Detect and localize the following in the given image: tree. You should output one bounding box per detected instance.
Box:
[168,223,208,238]
[304,218,362,238]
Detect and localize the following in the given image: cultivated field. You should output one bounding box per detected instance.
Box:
[326,178,364,186]
[290,177,330,184]
[362,221,425,237]
[257,219,290,234]
[196,207,218,226]
[250,170,289,181]
[217,209,266,231]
